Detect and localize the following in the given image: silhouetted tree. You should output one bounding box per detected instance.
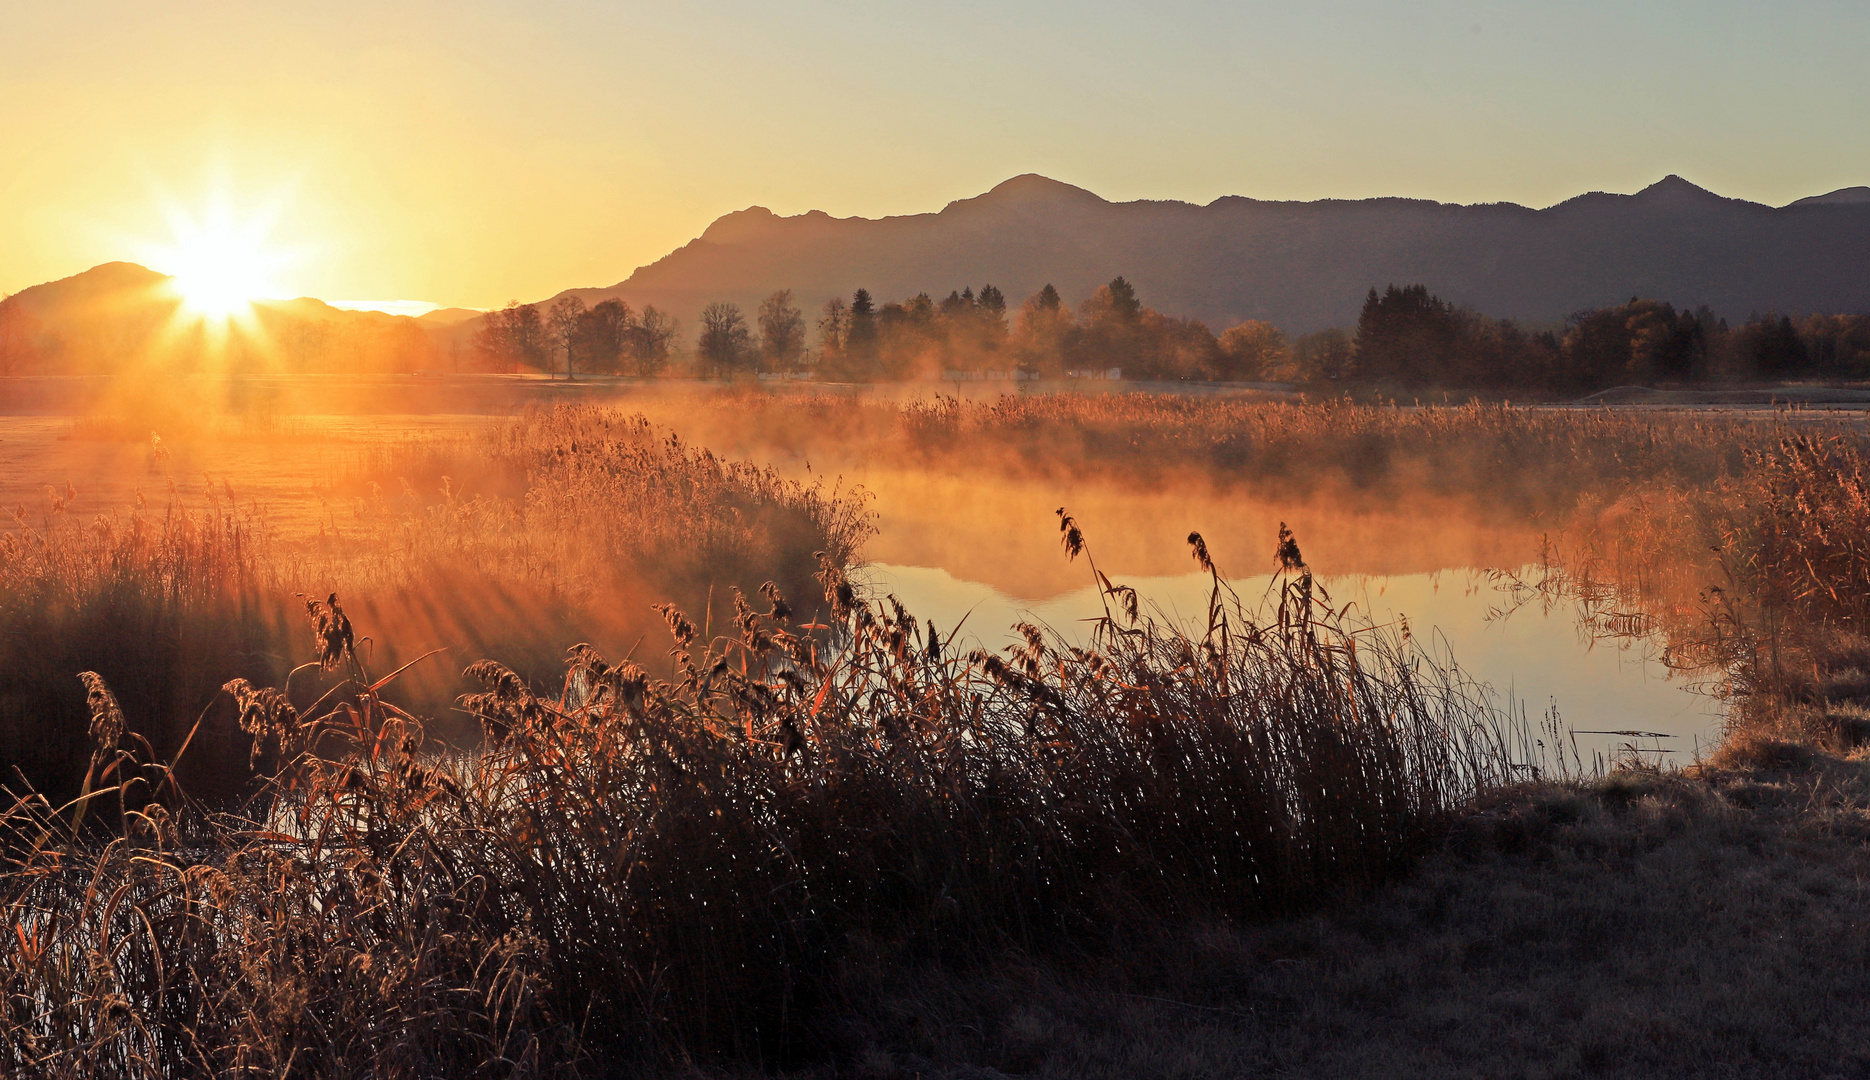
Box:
[845,288,878,362]
[1446,314,1565,389]
[698,302,753,376]
[1354,285,1459,385]
[1012,284,1071,375]
[1736,314,1810,376]
[931,284,1009,368]
[1067,276,1218,379]
[573,298,633,374]
[977,284,1007,322]
[474,302,547,372]
[627,306,679,375]
[547,296,586,380]
[1797,314,1870,376]
[1071,277,1147,373]
[1560,298,1710,388]
[1293,328,1353,382]
[872,292,939,378]
[975,284,1009,350]
[816,296,847,368]
[757,290,806,371]
[822,288,883,378]
[1140,311,1220,379]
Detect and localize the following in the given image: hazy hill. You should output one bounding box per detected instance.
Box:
[544,174,1870,334]
[418,307,487,327]
[0,263,453,376]
[4,261,177,320]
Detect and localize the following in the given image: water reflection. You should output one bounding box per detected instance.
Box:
[855,562,1724,762]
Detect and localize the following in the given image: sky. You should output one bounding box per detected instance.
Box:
[3,0,1867,309]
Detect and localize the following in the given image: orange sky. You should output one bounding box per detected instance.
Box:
[4,1,1866,309]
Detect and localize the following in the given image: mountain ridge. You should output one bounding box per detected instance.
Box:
[535,174,1870,334]
[8,174,1870,370]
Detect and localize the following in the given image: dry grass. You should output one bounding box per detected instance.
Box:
[0,524,1546,1077]
[0,407,869,802]
[324,407,870,607]
[803,418,1870,1077]
[0,493,284,803]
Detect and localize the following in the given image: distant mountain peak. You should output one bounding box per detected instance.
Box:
[1632,174,1733,207]
[945,174,1108,214]
[990,173,1104,201]
[82,261,168,281]
[1791,186,1870,207]
[697,205,784,246]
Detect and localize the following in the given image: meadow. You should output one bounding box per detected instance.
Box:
[4,383,1870,1076]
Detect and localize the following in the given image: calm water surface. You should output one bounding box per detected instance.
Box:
[856,563,1722,762]
[845,460,1725,762]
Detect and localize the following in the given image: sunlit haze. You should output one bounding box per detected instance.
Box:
[140,190,296,319]
[326,300,445,317]
[4,0,1867,308]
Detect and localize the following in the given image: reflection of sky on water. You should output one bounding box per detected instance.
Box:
[855,563,1725,763]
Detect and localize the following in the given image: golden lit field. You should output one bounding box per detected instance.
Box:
[6,383,1870,1077]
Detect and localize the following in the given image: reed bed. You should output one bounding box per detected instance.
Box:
[654,389,1863,512]
[326,408,869,605]
[12,391,1870,1074]
[0,493,284,802]
[0,409,869,801]
[0,524,1546,1077]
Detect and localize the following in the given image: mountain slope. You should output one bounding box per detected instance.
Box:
[0,264,455,376]
[551,174,1870,333]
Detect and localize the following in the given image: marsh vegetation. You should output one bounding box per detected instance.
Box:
[3,386,1870,1076]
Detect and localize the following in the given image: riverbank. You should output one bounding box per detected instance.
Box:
[823,752,1870,1079]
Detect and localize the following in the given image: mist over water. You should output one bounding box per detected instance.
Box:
[830,458,1723,761]
[0,384,1730,766]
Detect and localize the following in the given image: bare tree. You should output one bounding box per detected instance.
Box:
[697,302,752,377]
[548,296,587,380]
[757,290,806,371]
[816,296,847,371]
[474,302,546,373]
[630,306,679,376]
[574,299,634,374]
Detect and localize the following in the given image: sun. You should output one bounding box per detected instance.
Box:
[146,194,291,320]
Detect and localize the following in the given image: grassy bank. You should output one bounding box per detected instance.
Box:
[831,760,1870,1079]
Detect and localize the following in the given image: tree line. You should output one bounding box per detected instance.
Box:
[465,278,1870,390]
[1334,284,1870,391]
[685,277,1289,382]
[474,297,679,376]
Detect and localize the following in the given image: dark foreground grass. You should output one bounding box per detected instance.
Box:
[825,760,1870,1080]
[0,532,1539,1078]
